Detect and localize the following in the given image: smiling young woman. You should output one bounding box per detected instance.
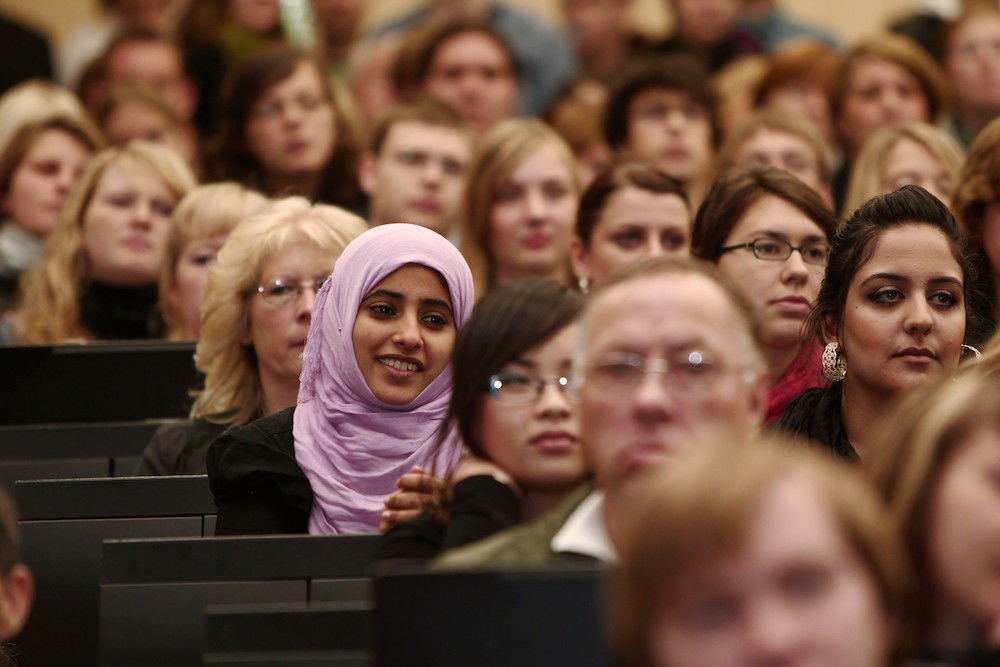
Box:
[208,223,475,535]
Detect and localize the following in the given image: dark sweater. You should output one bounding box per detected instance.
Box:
[80,280,163,340]
[769,382,860,461]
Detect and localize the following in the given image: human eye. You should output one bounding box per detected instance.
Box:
[394,150,425,167]
[192,251,216,266]
[106,192,135,208]
[612,229,643,249]
[929,290,960,309]
[672,351,718,380]
[593,354,642,384]
[368,303,395,317]
[869,287,903,304]
[31,160,60,176]
[297,94,324,111]
[683,595,738,632]
[441,157,465,176]
[494,184,522,203]
[152,199,174,218]
[496,372,532,392]
[421,311,451,329]
[252,101,281,119]
[313,276,329,292]
[752,239,785,259]
[265,278,294,298]
[802,244,829,264]
[542,181,570,200]
[662,231,688,250]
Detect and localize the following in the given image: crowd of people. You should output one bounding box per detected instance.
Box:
[1,0,1000,664]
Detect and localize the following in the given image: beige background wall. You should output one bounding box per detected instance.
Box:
[0,0,922,49]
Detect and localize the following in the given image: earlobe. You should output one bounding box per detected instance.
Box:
[568,236,591,285]
[0,564,34,641]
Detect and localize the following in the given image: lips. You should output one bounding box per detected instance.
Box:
[522,232,551,250]
[771,295,811,315]
[378,356,423,374]
[411,198,440,214]
[895,347,936,362]
[123,236,152,251]
[615,442,669,479]
[530,430,577,454]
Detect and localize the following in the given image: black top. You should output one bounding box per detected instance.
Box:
[134,418,230,476]
[0,14,52,95]
[769,382,859,461]
[80,280,163,340]
[372,475,519,566]
[206,406,312,535]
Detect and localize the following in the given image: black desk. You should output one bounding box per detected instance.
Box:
[100,534,378,667]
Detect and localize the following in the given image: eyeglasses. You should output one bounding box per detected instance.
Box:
[250,94,330,120]
[255,276,328,306]
[718,238,829,266]
[483,373,574,404]
[580,351,739,396]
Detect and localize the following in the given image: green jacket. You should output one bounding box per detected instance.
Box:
[430,483,597,570]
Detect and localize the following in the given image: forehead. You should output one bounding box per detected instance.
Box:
[382,121,470,153]
[94,158,169,194]
[264,61,324,96]
[736,127,815,158]
[585,273,748,355]
[108,41,182,75]
[433,31,510,66]
[849,56,917,85]
[853,224,961,283]
[629,87,702,110]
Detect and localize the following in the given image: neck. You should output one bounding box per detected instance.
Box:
[260,373,299,416]
[764,339,803,387]
[956,103,1000,137]
[519,485,576,523]
[493,263,571,290]
[265,171,321,200]
[839,379,892,460]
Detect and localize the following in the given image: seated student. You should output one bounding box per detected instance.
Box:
[208,223,475,535]
[570,163,691,291]
[603,55,719,210]
[8,141,196,344]
[136,197,364,475]
[460,118,581,296]
[843,122,963,217]
[204,45,363,209]
[753,40,840,145]
[392,16,520,136]
[0,114,103,317]
[830,34,947,214]
[159,182,269,341]
[772,186,980,460]
[693,167,835,423]
[942,5,1000,148]
[432,257,769,569]
[615,436,909,667]
[96,84,199,168]
[545,78,614,189]
[716,109,834,206]
[358,98,472,238]
[0,485,33,643]
[868,371,1000,665]
[374,278,585,560]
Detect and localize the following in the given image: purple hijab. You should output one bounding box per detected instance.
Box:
[293,224,474,535]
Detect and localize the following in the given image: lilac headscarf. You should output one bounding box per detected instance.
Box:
[293,223,474,535]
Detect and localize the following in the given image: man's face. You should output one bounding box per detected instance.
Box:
[360,121,471,235]
[729,127,827,196]
[105,40,196,120]
[623,89,714,186]
[578,272,765,499]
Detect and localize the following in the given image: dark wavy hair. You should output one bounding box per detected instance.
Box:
[448,278,583,459]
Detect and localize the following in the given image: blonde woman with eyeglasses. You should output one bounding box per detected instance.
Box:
[134,197,365,475]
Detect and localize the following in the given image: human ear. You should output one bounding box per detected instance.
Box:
[568,236,592,285]
[0,564,33,640]
[357,151,377,196]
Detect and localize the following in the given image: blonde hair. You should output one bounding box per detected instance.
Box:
[0,115,104,202]
[160,182,270,339]
[616,435,913,666]
[0,80,97,156]
[460,118,580,296]
[952,115,1000,242]
[190,197,366,424]
[843,122,964,219]
[13,141,197,343]
[867,369,1000,636]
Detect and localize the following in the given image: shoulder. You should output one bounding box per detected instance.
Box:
[771,385,838,433]
[139,418,228,476]
[207,407,300,485]
[431,484,592,571]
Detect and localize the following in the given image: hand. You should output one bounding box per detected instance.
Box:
[449,454,520,498]
[378,466,445,533]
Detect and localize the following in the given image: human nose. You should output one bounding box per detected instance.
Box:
[421,158,444,185]
[904,296,934,334]
[295,284,317,320]
[392,311,423,349]
[524,188,548,222]
[781,248,810,283]
[534,378,572,418]
[646,236,669,259]
[130,199,153,228]
[630,367,675,423]
[745,600,802,663]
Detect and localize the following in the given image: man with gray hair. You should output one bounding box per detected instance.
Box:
[433,257,769,568]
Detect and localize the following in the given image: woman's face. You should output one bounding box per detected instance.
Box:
[477,324,585,493]
[764,80,835,144]
[81,159,176,286]
[716,195,827,352]
[489,143,578,284]
[246,241,337,394]
[927,423,1000,635]
[836,224,965,398]
[167,233,230,339]
[647,474,893,667]
[244,61,336,180]
[353,264,457,405]
[837,57,930,157]
[2,129,92,238]
[880,137,954,208]
[572,187,690,287]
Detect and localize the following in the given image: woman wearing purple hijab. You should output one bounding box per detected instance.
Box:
[207,223,475,535]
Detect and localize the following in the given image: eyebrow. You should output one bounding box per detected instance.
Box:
[753,229,826,243]
[363,289,454,314]
[859,273,963,288]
